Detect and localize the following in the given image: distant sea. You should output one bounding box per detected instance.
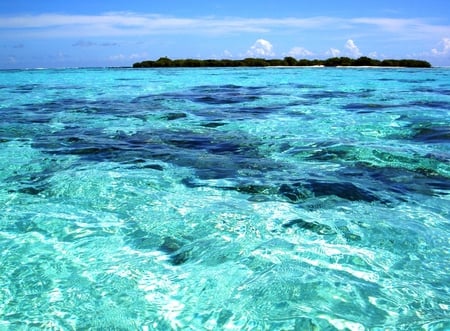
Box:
[0,67,449,330]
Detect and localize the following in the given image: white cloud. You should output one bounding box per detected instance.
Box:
[109,52,147,61]
[287,46,313,58]
[345,39,362,57]
[350,17,450,38]
[73,40,118,47]
[129,52,147,60]
[431,37,450,55]
[223,50,233,58]
[1,12,449,40]
[326,48,341,57]
[247,39,274,57]
[109,54,126,61]
[351,17,419,32]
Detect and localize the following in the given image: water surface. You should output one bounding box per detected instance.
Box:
[0,67,449,330]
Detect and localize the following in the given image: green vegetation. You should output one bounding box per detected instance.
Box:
[133,56,431,68]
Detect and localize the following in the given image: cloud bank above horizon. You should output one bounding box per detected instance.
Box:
[1,10,449,68]
[2,12,449,38]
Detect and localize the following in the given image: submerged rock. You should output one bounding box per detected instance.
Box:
[307,179,379,202]
[282,218,334,234]
[162,112,187,121]
[282,218,361,241]
[410,125,450,143]
[278,183,312,202]
[278,180,379,203]
[158,237,192,266]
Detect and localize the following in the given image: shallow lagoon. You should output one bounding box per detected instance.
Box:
[0,67,449,330]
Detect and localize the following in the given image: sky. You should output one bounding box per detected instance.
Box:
[1,0,450,68]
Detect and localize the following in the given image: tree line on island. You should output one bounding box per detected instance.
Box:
[133,56,431,68]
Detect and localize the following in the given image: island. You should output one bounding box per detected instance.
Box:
[133,56,431,68]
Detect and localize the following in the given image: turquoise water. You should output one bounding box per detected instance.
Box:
[0,67,449,330]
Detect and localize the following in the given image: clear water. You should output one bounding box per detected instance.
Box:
[0,67,449,330]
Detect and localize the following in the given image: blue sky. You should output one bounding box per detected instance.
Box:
[1,0,449,68]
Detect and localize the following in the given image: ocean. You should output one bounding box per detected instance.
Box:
[0,67,449,330]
